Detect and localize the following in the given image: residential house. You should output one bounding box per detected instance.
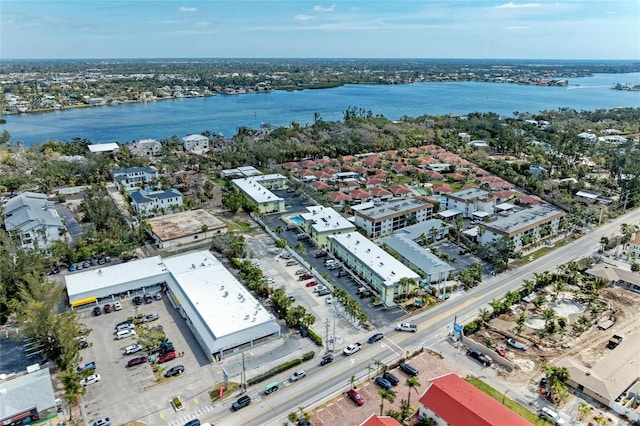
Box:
[417,373,531,426]
[389,184,413,198]
[2,192,67,251]
[445,188,496,219]
[575,189,600,204]
[529,165,548,176]
[113,166,159,191]
[369,187,393,202]
[360,414,402,426]
[182,134,209,154]
[629,233,640,258]
[432,184,452,196]
[309,181,330,192]
[88,143,120,154]
[146,209,227,249]
[586,263,640,294]
[349,188,373,204]
[328,191,352,205]
[130,188,183,217]
[128,139,162,157]
[231,174,287,214]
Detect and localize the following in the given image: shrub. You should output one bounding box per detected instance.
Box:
[302,351,315,362]
[307,328,323,346]
[247,358,302,386]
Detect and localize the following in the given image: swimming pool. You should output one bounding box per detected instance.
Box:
[290,215,302,225]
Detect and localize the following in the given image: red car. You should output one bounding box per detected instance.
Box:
[127,356,147,367]
[103,304,112,313]
[158,351,176,363]
[347,389,364,406]
[305,280,318,287]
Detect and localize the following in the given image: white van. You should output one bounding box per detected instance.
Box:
[116,329,137,340]
[540,407,564,425]
[115,323,134,332]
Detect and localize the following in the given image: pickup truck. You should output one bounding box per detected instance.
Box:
[396,323,417,332]
[507,338,528,351]
[343,343,362,356]
[606,335,623,349]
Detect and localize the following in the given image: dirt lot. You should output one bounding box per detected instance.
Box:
[473,286,640,378]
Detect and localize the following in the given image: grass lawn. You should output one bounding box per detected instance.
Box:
[465,377,549,425]
[510,238,570,268]
[226,219,253,234]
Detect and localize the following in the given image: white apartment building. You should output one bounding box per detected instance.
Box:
[297,206,356,247]
[353,198,433,238]
[231,174,287,214]
[445,188,496,219]
[130,188,183,217]
[113,166,159,191]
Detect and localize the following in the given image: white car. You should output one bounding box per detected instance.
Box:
[123,344,143,355]
[343,343,362,356]
[80,373,101,386]
[289,369,306,382]
[325,296,333,305]
[113,301,122,311]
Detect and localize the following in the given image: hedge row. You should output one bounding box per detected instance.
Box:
[247,358,302,386]
[307,328,323,347]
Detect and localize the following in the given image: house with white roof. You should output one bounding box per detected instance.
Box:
[445,188,496,219]
[298,206,356,247]
[130,188,183,217]
[113,166,159,191]
[182,134,209,154]
[88,142,120,154]
[327,232,420,306]
[65,251,280,362]
[231,174,287,214]
[2,193,67,251]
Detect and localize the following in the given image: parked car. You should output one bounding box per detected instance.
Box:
[325,296,333,304]
[80,373,101,386]
[158,351,176,363]
[368,333,384,344]
[113,301,122,311]
[116,329,136,340]
[92,418,111,426]
[399,362,419,376]
[159,341,174,354]
[144,294,153,304]
[295,268,307,275]
[154,292,163,300]
[375,377,392,390]
[289,370,306,382]
[165,365,185,378]
[232,395,251,411]
[279,251,292,259]
[383,372,399,386]
[288,295,295,302]
[286,260,299,267]
[68,264,76,272]
[507,338,529,351]
[183,419,200,426]
[327,263,342,270]
[133,296,143,305]
[103,304,112,314]
[314,251,328,258]
[320,353,334,366]
[93,306,102,316]
[127,356,147,367]
[299,273,314,280]
[347,389,364,406]
[317,288,331,296]
[305,280,319,287]
[77,361,96,374]
[466,348,492,366]
[337,270,349,277]
[540,407,565,425]
[98,257,106,265]
[123,344,144,355]
[142,313,159,322]
[79,338,89,349]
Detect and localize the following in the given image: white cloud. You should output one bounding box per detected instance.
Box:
[495,2,541,9]
[294,14,314,21]
[180,6,197,13]
[314,4,336,13]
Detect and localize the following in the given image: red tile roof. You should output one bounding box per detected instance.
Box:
[492,190,515,199]
[432,183,452,193]
[389,184,412,195]
[282,161,300,170]
[369,187,393,197]
[519,195,544,205]
[341,155,357,163]
[360,414,402,426]
[350,189,372,200]
[309,181,329,191]
[419,373,532,426]
[328,191,352,202]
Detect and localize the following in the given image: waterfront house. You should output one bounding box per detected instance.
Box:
[113,166,159,191]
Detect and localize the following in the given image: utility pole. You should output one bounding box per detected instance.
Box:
[241,353,246,392]
[332,315,336,353]
[325,318,330,352]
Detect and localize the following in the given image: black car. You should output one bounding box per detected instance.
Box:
[93,306,102,316]
[399,362,419,376]
[368,333,384,344]
[232,395,251,411]
[466,348,492,366]
[320,353,334,366]
[133,296,143,305]
[165,365,185,378]
[183,420,200,426]
[337,270,349,277]
[144,294,153,304]
[116,319,133,328]
[314,251,328,258]
[383,371,399,386]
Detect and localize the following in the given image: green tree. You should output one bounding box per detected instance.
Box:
[406,376,421,408]
[379,389,396,416]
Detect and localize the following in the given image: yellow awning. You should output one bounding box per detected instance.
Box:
[71,297,97,307]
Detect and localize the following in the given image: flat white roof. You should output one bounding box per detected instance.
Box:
[438,209,462,218]
[232,175,285,204]
[163,251,274,338]
[88,143,119,152]
[495,203,516,211]
[329,232,419,287]
[300,206,355,234]
[66,256,168,299]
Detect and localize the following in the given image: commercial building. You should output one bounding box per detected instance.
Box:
[327,232,420,306]
[65,251,280,362]
[379,234,454,284]
[298,206,356,247]
[113,166,159,191]
[478,204,566,251]
[232,174,287,214]
[557,330,640,421]
[417,373,531,426]
[2,192,66,251]
[353,198,434,238]
[146,209,227,250]
[130,188,183,217]
[0,368,57,426]
[444,188,496,219]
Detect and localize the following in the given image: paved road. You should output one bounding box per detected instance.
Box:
[205,208,640,426]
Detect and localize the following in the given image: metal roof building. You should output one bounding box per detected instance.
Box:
[0,368,56,425]
[379,234,454,284]
[65,251,279,362]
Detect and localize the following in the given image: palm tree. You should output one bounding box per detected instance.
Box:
[542,308,556,329]
[379,389,396,416]
[406,376,421,408]
[515,312,527,334]
[478,308,491,328]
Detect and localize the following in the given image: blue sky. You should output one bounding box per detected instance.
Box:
[2,1,639,59]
